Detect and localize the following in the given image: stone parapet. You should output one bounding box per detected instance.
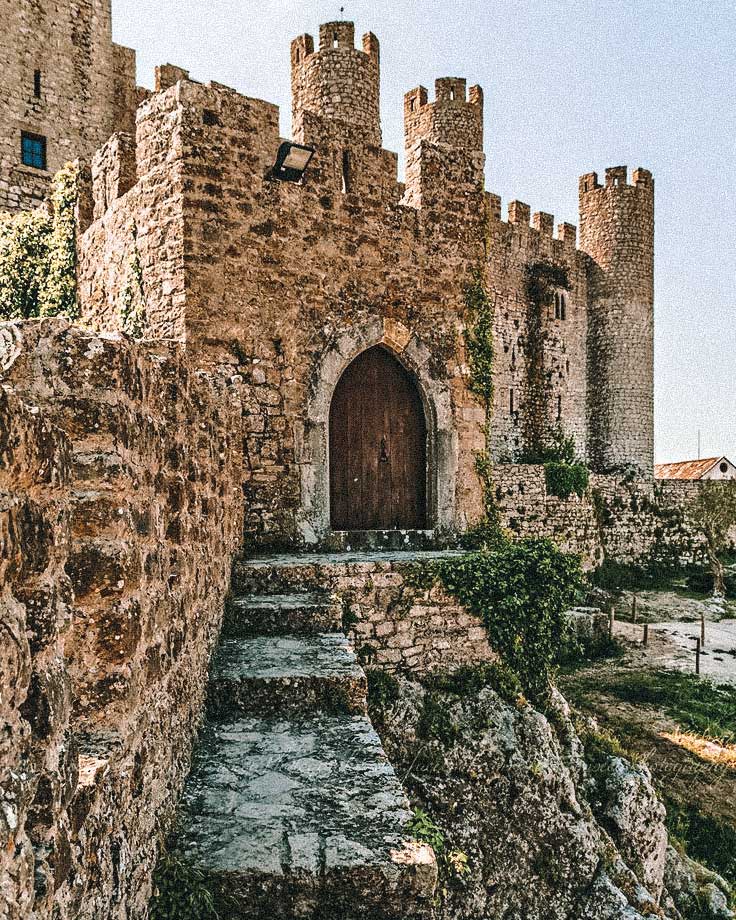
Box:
[0,318,244,918]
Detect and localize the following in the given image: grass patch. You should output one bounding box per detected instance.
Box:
[423,662,524,705]
[665,795,736,889]
[601,670,736,747]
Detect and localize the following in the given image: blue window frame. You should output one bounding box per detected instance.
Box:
[21,132,46,169]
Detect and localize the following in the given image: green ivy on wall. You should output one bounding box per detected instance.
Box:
[430,538,584,701]
[462,270,503,545]
[0,163,80,321]
[119,222,146,339]
[522,260,569,460]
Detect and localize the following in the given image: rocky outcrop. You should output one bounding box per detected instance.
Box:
[369,674,733,920]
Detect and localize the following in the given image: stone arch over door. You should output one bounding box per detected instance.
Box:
[296,317,457,544]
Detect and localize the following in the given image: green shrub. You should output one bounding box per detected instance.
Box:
[0,163,79,320]
[545,461,590,499]
[149,851,218,920]
[0,210,51,319]
[431,538,584,700]
[366,668,401,708]
[425,662,523,704]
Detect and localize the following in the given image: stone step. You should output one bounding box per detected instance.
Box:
[207,634,367,718]
[171,713,436,920]
[329,530,441,552]
[232,549,461,595]
[223,592,341,637]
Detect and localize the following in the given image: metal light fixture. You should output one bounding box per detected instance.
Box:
[270,141,316,182]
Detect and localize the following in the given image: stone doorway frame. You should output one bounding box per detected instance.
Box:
[296,316,458,544]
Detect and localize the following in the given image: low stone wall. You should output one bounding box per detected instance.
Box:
[236,553,495,673]
[493,464,735,569]
[0,319,244,919]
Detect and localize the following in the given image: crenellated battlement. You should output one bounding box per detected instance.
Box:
[404,77,484,154]
[291,21,381,146]
[490,196,577,247]
[579,165,653,195]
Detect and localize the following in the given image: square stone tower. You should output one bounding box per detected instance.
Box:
[0,0,139,212]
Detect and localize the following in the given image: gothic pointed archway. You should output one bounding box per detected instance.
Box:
[296,317,458,544]
[329,346,427,530]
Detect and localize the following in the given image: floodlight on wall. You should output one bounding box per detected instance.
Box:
[270,141,315,182]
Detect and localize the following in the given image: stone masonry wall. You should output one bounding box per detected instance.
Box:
[493,464,736,568]
[0,0,138,212]
[0,318,243,919]
[238,555,495,674]
[0,384,72,919]
[579,167,655,474]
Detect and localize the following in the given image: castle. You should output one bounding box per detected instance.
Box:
[1,6,657,547]
[3,7,726,920]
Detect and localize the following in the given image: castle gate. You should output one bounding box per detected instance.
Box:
[329,346,427,530]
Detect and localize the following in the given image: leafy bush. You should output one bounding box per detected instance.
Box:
[0,163,79,320]
[431,538,584,700]
[366,668,401,708]
[424,662,523,704]
[545,461,590,499]
[408,808,470,888]
[519,428,590,500]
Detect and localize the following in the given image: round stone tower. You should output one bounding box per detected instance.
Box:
[291,22,381,146]
[579,166,655,475]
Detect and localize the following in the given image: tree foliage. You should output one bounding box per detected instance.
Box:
[692,482,736,596]
[0,163,79,321]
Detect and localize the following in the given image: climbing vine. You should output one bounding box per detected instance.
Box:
[119,222,146,339]
[518,261,591,499]
[0,162,80,320]
[462,271,503,545]
[522,260,569,460]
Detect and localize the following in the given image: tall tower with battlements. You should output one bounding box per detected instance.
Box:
[403,78,485,209]
[291,22,381,146]
[579,166,655,474]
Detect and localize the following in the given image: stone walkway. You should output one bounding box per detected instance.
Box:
[170,566,437,918]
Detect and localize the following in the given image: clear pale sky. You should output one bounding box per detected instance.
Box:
[112,0,736,465]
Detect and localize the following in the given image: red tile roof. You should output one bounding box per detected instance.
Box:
[654,457,723,480]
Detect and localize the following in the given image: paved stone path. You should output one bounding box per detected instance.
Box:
[171,561,436,918]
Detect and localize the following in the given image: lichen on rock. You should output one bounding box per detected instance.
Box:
[369,672,733,920]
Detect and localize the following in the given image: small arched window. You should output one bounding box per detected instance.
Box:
[553,292,561,320]
[557,395,562,421]
[510,388,515,414]
[560,293,567,321]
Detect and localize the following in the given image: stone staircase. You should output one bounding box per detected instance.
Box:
[169,568,437,919]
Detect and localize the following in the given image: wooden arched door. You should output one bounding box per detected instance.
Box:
[329,346,427,531]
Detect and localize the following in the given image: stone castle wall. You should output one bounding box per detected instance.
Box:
[580,167,655,474]
[0,0,139,212]
[76,57,621,548]
[0,318,243,919]
[493,464,735,568]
